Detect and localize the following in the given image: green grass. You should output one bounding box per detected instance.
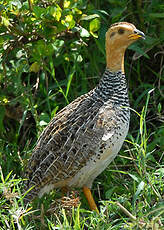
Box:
[0,0,164,229]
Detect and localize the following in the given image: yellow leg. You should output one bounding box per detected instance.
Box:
[83,186,99,213]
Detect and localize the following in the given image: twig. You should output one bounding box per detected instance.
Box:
[28,0,33,11]
[116,201,136,221]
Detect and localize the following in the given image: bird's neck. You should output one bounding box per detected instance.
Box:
[92,69,129,104]
[106,41,126,74]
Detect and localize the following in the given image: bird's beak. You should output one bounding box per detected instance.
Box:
[128,29,145,40]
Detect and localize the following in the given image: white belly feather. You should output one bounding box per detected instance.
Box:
[68,122,129,189]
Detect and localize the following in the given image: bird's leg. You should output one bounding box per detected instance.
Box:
[83,186,99,213]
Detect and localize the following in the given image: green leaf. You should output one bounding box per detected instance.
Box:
[73,8,82,15]
[155,168,164,175]
[133,181,145,204]
[89,18,100,37]
[77,55,83,62]
[51,106,59,118]
[80,27,90,37]
[65,15,73,22]
[33,6,46,19]
[49,6,61,21]
[61,15,75,29]
[64,0,71,8]
[149,13,164,18]
[10,0,22,9]
[157,103,162,113]
[39,112,50,126]
[81,14,100,21]
[105,187,116,199]
[66,66,75,97]
[0,106,5,132]
[129,43,150,59]
[30,62,40,73]
[1,16,10,27]
[128,173,139,182]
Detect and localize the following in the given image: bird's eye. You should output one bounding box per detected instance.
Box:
[110,32,116,38]
[118,28,124,34]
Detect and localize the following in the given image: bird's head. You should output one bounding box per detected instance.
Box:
[106,22,145,73]
[106,22,145,48]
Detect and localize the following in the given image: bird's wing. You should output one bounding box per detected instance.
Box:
[24,92,117,200]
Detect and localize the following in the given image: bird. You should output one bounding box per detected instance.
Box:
[24,22,145,212]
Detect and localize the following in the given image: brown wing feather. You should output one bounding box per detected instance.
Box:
[24,91,106,201]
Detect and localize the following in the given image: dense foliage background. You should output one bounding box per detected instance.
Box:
[0,0,163,229]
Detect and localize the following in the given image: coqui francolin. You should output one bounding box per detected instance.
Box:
[24,22,145,212]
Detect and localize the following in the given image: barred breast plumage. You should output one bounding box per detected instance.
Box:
[24,22,145,211]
